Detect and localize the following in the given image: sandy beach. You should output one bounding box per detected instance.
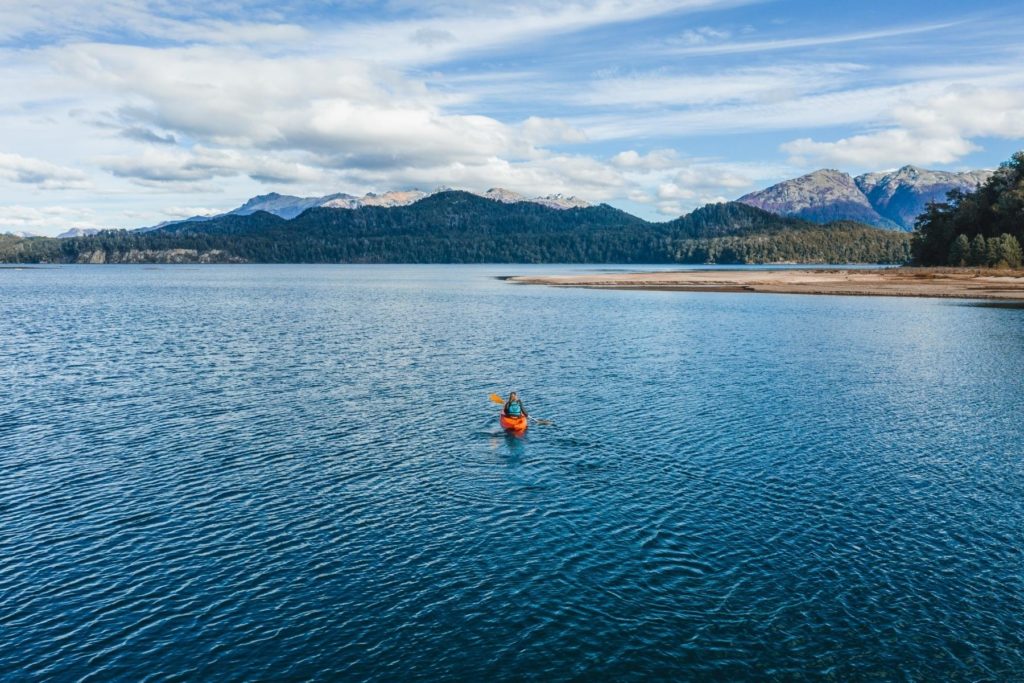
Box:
[509,268,1024,301]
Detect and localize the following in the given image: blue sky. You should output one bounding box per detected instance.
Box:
[0,0,1022,234]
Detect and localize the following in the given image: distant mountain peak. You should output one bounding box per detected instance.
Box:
[482,187,527,203]
[242,192,287,204]
[853,166,992,229]
[737,168,886,226]
[739,164,993,231]
[235,192,301,209]
[57,227,101,239]
[533,193,591,209]
[156,186,594,228]
[809,168,848,178]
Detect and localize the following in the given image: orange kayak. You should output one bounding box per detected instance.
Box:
[499,413,528,433]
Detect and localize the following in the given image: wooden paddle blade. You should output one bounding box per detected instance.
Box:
[532,418,553,426]
[489,393,505,404]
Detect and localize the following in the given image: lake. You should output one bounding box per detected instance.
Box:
[2,264,1022,681]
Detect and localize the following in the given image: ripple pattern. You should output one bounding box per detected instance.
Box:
[1,264,1023,681]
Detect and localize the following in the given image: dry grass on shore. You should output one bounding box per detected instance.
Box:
[509,267,1024,300]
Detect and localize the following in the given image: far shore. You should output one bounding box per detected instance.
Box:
[508,267,1024,301]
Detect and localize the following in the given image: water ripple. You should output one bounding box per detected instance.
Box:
[1,265,1023,681]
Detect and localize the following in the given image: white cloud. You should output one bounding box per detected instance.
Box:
[662,20,964,56]
[161,206,222,218]
[781,84,1024,167]
[410,28,456,46]
[657,201,683,216]
[0,204,101,233]
[0,1,310,45]
[101,146,330,185]
[0,152,91,190]
[577,64,864,108]
[671,165,753,190]
[657,182,692,200]
[48,42,601,193]
[611,149,680,170]
[673,26,730,46]
[55,44,532,172]
[782,130,978,168]
[1,0,754,65]
[325,0,759,66]
[575,62,1024,151]
[520,116,588,145]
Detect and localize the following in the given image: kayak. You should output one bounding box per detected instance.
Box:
[499,413,528,433]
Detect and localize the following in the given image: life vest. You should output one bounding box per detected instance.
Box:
[506,400,522,416]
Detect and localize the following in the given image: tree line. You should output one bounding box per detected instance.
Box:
[912,151,1024,267]
[947,233,1023,268]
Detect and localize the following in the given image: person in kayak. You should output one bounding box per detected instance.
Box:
[503,392,528,420]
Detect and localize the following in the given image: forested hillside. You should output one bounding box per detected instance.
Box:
[0,192,911,264]
[912,152,1024,267]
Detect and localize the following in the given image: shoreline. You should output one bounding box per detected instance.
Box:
[508,268,1024,301]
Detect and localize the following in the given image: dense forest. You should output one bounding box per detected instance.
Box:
[0,193,911,265]
[912,151,1024,267]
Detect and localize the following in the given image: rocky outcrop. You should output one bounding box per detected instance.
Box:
[76,249,107,264]
[75,249,244,264]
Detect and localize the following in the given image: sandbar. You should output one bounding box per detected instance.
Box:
[508,268,1024,301]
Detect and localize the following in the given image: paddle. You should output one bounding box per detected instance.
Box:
[489,393,553,425]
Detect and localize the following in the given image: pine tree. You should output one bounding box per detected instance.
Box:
[986,236,1002,267]
[996,233,1023,269]
[948,234,970,266]
[969,234,988,266]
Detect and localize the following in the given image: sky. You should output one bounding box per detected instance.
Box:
[1,0,1022,235]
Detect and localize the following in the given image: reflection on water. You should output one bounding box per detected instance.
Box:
[966,300,1024,309]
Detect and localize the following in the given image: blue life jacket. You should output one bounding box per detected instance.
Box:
[506,400,522,416]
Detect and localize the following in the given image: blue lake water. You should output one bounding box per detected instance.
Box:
[2,264,1023,681]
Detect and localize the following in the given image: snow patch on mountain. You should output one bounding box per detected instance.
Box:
[322,190,429,209]
[531,193,592,210]
[57,227,101,238]
[481,188,528,204]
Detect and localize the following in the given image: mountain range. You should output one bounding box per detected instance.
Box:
[139,187,592,231]
[1,163,991,244]
[0,191,911,265]
[141,164,989,235]
[738,165,991,231]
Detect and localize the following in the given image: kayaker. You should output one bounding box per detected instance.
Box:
[503,392,529,420]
